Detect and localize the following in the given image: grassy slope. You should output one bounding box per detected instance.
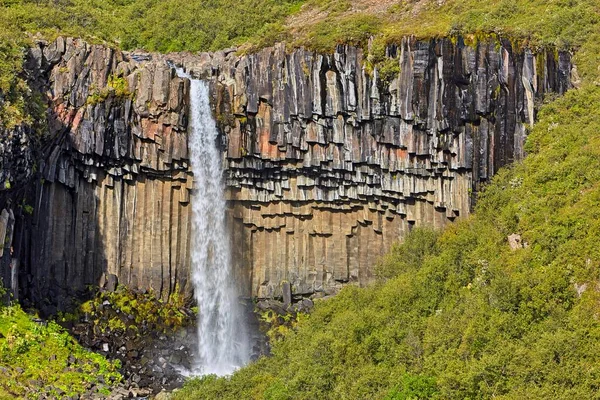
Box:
[0,303,121,399]
[174,88,600,400]
[174,87,600,400]
[284,0,600,50]
[171,1,600,399]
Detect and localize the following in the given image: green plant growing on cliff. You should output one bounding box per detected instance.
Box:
[216,112,236,128]
[76,285,192,335]
[86,74,131,106]
[375,57,401,84]
[19,199,34,215]
[364,37,401,83]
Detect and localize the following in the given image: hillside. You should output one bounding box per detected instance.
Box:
[173,82,600,398]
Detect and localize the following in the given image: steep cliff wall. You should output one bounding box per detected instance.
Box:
[0,36,571,309]
[178,37,571,298]
[1,38,197,309]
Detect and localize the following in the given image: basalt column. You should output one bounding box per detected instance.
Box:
[5,38,198,310]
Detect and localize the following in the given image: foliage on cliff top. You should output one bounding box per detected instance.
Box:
[284,0,600,51]
[0,301,122,399]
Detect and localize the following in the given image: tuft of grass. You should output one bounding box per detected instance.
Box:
[86,74,131,106]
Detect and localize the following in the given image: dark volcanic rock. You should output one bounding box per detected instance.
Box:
[0,36,572,311]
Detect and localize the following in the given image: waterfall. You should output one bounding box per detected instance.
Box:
[176,68,250,376]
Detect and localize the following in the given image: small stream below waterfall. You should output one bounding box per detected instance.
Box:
[176,68,250,376]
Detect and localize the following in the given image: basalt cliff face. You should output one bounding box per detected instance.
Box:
[0,36,571,309]
[1,38,194,310]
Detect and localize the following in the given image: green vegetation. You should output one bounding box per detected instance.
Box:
[0,0,304,53]
[0,298,121,399]
[67,285,193,334]
[257,306,305,344]
[174,85,600,399]
[0,284,193,398]
[86,74,131,105]
[283,0,600,78]
[290,0,600,51]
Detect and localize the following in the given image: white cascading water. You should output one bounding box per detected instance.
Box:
[176,68,250,376]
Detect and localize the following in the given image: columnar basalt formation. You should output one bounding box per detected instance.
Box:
[0,36,571,309]
[1,38,198,308]
[179,37,571,298]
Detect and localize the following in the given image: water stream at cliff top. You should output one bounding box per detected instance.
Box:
[176,68,250,376]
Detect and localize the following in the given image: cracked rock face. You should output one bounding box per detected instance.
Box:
[2,37,195,309]
[179,37,571,299]
[0,36,571,308]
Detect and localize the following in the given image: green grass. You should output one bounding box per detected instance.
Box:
[286,0,600,52]
[173,85,600,399]
[0,302,121,398]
